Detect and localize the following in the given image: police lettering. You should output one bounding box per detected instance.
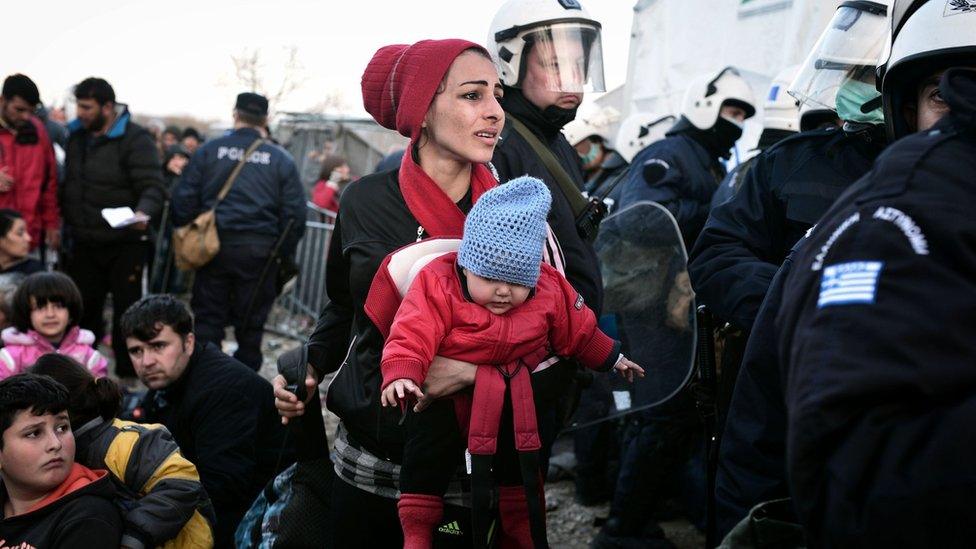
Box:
[216,146,272,165]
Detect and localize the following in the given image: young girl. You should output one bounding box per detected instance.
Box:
[0,271,107,378]
[372,177,644,548]
[30,353,216,549]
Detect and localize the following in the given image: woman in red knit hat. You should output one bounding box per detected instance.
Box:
[272,39,527,546]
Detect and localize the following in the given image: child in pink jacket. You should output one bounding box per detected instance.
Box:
[0,271,107,378]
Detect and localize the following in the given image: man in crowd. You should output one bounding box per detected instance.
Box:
[61,77,165,380]
[0,74,60,253]
[180,127,203,156]
[171,92,305,370]
[122,294,290,548]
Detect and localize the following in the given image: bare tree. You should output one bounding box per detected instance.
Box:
[308,89,349,115]
[230,45,306,114]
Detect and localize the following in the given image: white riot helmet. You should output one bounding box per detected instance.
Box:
[488,0,606,93]
[563,106,619,146]
[789,1,889,123]
[679,67,757,131]
[614,112,676,163]
[763,65,802,132]
[880,0,976,139]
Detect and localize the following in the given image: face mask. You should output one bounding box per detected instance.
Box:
[578,142,600,165]
[836,78,884,125]
[720,115,744,130]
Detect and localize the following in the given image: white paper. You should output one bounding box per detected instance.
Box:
[101,207,150,229]
[612,390,632,412]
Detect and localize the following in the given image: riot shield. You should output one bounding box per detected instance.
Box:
[568,200,697,429]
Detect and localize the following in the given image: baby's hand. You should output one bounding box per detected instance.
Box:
[381,378,425,407]
[613,356,645,383]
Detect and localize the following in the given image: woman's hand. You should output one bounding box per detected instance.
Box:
[414,356,477,412]
[381,379,424,408]
[614,356,645,383]
[272,364,317,425]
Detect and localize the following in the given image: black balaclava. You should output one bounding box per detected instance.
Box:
[500,86,579,138]
[668,115,743,160]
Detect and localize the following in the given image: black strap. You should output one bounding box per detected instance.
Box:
[518,450,549,549]
[507,117,588,218]
[470,454,496,548]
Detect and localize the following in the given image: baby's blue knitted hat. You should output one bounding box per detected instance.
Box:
[458,176,552,288]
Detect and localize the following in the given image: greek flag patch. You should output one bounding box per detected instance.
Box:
[818,261,883,308]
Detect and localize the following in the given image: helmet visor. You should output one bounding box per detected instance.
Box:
[517,22,606,93]
[788,3,888,111]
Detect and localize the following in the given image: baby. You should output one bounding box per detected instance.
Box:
[377,176,643,548]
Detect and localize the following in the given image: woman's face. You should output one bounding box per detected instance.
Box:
[0,218,31,260]
[423,51,505,165]
[0,410,75,498]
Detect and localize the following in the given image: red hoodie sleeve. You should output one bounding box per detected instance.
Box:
[380,267,451,389]
[546,266,619,371]
[37,121,60,230]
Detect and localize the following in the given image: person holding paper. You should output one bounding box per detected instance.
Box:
[60,77,165,381]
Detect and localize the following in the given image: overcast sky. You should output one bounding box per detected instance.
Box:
[4,0,636,122]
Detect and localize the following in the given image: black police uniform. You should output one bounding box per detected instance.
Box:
[690,126,884,332]
[713,241,799,539]
[692,127,885,539]
[618,131,726,250]
[171,127,305,369]
[777,69,976,547]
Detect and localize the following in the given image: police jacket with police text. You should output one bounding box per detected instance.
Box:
[618,132,725,250]
[689,127,881,330]
[776,69,976,548]
[171,127,306,255]
[62,106,166,244]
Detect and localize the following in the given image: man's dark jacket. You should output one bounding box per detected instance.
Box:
[62,106,166,243]
[141,342,291,547]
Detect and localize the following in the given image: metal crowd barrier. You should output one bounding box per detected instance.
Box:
[264,202,336,339]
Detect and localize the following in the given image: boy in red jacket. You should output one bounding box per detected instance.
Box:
[376,176,643,548]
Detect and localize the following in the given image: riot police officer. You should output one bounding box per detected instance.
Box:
[778,1,976,544]
[708,65,804,210]
[487,0,608,480]
[688,2,893,538]
[618,67,756,250]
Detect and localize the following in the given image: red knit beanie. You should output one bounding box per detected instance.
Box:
[361,39,489,140]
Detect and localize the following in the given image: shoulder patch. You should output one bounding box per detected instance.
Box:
[574,293,584,311]
[812,212,860,271]
[871,206,929,255]
[818,261,883,308]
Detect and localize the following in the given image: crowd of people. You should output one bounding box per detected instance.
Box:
[0,0,973,547]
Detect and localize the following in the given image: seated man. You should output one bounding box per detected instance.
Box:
[121,295,292,547]
[0,373,122,547]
